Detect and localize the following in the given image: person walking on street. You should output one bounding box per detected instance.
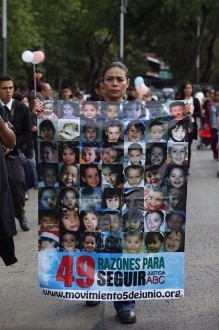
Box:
[204,89,219,160]
[0,104,18,265]
[91,62,136,324]
[0,75,32,231]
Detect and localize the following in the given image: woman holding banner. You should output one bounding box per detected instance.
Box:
[34,62,135,323]
[97,62,136,324]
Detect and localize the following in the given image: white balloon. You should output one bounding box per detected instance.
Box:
[22,50,34,63]
[134,76,144,87]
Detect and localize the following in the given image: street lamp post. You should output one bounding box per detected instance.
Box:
[196,16,200,84]
[2,0,7,74]
[120,0,128,62]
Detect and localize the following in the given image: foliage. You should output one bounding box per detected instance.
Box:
[1,0,219,92]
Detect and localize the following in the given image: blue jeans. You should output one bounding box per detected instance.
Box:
[114,300,135,313]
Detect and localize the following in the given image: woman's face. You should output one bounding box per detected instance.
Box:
[183,84,193,97]
[103,67,129,101]
[165,231,183,252]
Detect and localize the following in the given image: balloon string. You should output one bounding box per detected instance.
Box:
[33,63,36,98]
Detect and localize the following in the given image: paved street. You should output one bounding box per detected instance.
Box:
[0,141,218,330]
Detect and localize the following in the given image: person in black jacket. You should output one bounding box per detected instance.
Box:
[0,104,17,265]
[0,75,32,231]
[177,81,201,167]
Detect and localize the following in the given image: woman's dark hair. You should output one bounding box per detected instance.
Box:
[179,80,194,98]
[102,61,129,79]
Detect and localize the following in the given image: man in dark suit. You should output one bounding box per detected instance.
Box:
[0,75,32,231]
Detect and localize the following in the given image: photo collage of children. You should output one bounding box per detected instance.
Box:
[37,99,189,256]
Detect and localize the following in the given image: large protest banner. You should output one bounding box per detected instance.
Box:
[38,100,189,300]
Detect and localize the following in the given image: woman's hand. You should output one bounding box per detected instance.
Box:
[32,98,44,116]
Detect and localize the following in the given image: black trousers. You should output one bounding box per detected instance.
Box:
[188,132,193,167]
[0,237,17,266]
[8,178,25,218]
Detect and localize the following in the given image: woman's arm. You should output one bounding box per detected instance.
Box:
[0,117,16,149]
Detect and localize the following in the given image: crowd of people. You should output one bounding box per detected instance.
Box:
[0,62,218,325]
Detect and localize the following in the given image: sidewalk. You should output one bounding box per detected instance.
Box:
[0,141,218,330]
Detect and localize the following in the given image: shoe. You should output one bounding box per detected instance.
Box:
[25,192,29,201]
[85,301,100,307]
[18,217,30,231]
[117,310,136,324]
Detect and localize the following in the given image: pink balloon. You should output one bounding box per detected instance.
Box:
[33,51,45,64]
